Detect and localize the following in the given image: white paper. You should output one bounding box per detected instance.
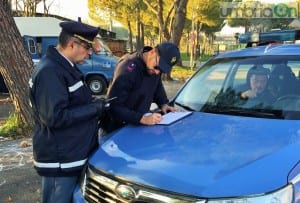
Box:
[157,111,192,125]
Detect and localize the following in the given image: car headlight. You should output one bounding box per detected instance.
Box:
[207,184,293,203]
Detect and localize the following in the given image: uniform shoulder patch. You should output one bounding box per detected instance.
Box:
[126,63,136,72]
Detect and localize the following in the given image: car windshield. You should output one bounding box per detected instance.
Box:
[174,55,300,119]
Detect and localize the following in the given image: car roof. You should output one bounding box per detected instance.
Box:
[214,44,300,59]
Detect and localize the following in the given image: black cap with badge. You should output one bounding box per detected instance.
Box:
[157,42,181,73]
[59,21,99,44]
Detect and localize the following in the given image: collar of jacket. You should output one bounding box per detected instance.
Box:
[47,45,84,80]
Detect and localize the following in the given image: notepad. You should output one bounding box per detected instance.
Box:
[157,111,192,125]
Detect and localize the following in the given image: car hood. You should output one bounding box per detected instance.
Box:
[89,112,300,198]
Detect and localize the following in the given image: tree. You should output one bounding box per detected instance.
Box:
[12,0,56,16]
[13,0,42,16]
[171,0,188,46]
[41,0,56,15]
[142,0,188,80]
[0,2,34,134]
[88,0,149,51]
[88,0,188,80]
[88,0,188,47]
[143,0,188,45]
[186,0,223,65]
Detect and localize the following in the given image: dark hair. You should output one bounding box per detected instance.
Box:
[246,66,270,86]
[58,30,73,48]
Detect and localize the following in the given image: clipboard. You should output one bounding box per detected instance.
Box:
[157,111,192,125]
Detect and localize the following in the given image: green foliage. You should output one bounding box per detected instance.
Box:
[0,113,30,139]
[187,0,224,29]
[171,65,195,81]
[88,0,179,43]
[200,54,213,61]
[181,52,212,62]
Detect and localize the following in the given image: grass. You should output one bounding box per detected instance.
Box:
[171,65,195,81]
[170,53,213,81]
[181,53,212,62]
[0,113,30,139]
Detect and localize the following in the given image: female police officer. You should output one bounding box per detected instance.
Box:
[103,42,181,132]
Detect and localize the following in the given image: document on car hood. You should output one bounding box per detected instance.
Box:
[157,111,192,125]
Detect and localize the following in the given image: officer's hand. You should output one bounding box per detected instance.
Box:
[241,89,257,99]
[92,98,111,118]
[161,104,177,114]
[140,113,162,125]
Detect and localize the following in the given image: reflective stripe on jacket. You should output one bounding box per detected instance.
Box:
[29,45,99,177]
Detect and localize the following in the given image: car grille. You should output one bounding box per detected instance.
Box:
[83,166,206,203]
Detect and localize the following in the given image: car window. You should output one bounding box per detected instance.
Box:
[288,61,300,77]
[174,55,300,119]
[174,61,231,111]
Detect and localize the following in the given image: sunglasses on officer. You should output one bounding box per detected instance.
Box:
[73,38,93,51]
[146,54,161,75]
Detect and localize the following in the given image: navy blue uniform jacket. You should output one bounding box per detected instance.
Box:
[107,51,169,127]
[29,45,99,177]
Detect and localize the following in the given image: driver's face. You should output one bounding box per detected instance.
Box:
[250,74,268,93]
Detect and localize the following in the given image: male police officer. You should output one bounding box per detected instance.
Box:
[104,42,180,132]
[29,21,105,203]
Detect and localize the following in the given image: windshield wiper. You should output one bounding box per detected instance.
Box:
[174,102,195,111]
[202,105,279,118]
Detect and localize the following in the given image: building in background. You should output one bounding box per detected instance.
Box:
[214,23,245,53]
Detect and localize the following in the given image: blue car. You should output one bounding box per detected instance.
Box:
[78,37,119,95]
[73,32,300,203]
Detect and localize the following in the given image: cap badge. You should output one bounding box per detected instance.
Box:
[171,56,177,64]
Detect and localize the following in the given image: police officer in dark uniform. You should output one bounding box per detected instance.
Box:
[104,42,180,131]
[29,21,106,203]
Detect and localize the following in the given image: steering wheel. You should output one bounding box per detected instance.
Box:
[273,94,300,111]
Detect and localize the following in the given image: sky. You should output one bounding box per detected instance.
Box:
[36,0,89,22]
[35,0,123,27]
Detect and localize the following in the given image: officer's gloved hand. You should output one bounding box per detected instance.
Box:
[92,97,111,118]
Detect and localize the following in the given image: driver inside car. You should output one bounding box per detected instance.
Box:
[239,65,275,107]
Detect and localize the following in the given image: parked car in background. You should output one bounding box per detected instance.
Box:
[73,30,300,203]
[0,17,119,95]
[67,36,118,95]
[26,35,118,95]
[20,17,119,95]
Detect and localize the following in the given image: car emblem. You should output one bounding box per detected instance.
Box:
[115,184,136,201]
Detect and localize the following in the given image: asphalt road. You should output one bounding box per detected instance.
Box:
[0,138,40,203]
[0,80,183,203]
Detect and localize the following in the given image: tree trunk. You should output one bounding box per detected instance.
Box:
[171,0,187,46]
[127,19,133,53]
[2,0,11,11]
[140,23,144,48]
[0,3,34,135]
[163,0,187,80]
[157,0,172,42]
